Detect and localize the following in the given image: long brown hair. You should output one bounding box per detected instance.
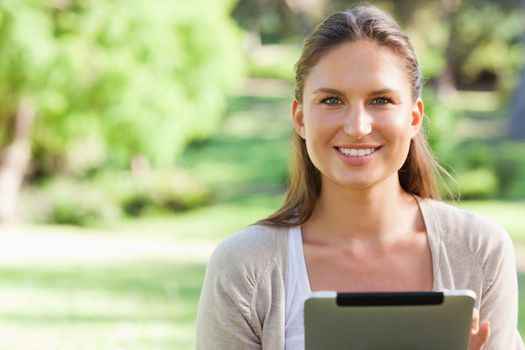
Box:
[260,5,450,227]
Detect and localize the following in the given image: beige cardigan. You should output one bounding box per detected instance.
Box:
[196,199,524,349]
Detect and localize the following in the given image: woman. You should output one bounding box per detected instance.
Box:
[196,5,523,350]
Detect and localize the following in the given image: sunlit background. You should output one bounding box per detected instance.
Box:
[0,0,524,348]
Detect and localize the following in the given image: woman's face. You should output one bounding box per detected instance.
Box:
[292,40,423,191]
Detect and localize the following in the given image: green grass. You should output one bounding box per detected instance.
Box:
[0,262,205,350]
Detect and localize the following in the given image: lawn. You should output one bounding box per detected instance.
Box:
[0,262,205,350]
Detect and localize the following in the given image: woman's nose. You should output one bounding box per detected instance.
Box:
[343,104,372,138]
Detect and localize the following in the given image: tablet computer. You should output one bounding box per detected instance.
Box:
[304,290,475,350]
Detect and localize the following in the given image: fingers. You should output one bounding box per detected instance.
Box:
[469,308,491,350]
[471,307,480,333]
[479,321,491,341]
[469,321,491,349]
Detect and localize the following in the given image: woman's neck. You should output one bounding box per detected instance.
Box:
[303,176,418,244]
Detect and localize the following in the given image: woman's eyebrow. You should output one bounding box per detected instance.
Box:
[312,87,345,95]
[312,87,400,96]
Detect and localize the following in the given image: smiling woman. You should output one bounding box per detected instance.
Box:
[195,5,524,350]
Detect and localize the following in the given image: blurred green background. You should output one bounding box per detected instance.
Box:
[0,0,524,349]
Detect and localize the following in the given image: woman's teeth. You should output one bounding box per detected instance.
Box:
[337,147,375,157]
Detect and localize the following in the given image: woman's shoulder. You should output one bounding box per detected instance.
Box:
[420,198,514,266]
[420,198,509,242]
[212,224,288,259]
[206,224,289,282]
[197,224,289,346]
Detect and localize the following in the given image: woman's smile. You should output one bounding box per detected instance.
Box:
[336,146,378,157]
[334,145,382,166]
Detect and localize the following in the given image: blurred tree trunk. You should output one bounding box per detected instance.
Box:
[0,98,35,223]
[508,5,525,140]
[436,0,461,98]
[508,67,525,140]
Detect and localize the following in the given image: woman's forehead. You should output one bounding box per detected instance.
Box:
[305,40,410,93]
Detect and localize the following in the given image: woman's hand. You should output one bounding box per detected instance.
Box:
[468,308,491,350]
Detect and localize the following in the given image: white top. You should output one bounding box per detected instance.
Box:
[285,226,311,350]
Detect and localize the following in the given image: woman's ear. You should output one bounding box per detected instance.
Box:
[410,97,424,137]
[292,99,305,138]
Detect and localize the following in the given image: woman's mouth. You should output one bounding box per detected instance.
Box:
[335,146,379,157]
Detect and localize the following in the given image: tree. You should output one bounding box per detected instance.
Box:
[0,0,244,222]
[434,0,523,96]
[508,67,525,139]
[232,0,324,43]
[508,8,525,140]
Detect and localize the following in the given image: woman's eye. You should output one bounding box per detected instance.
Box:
[321,96,343,105]
[371,97,391,105]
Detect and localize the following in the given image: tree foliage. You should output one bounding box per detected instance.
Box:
[0,0,244,175]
